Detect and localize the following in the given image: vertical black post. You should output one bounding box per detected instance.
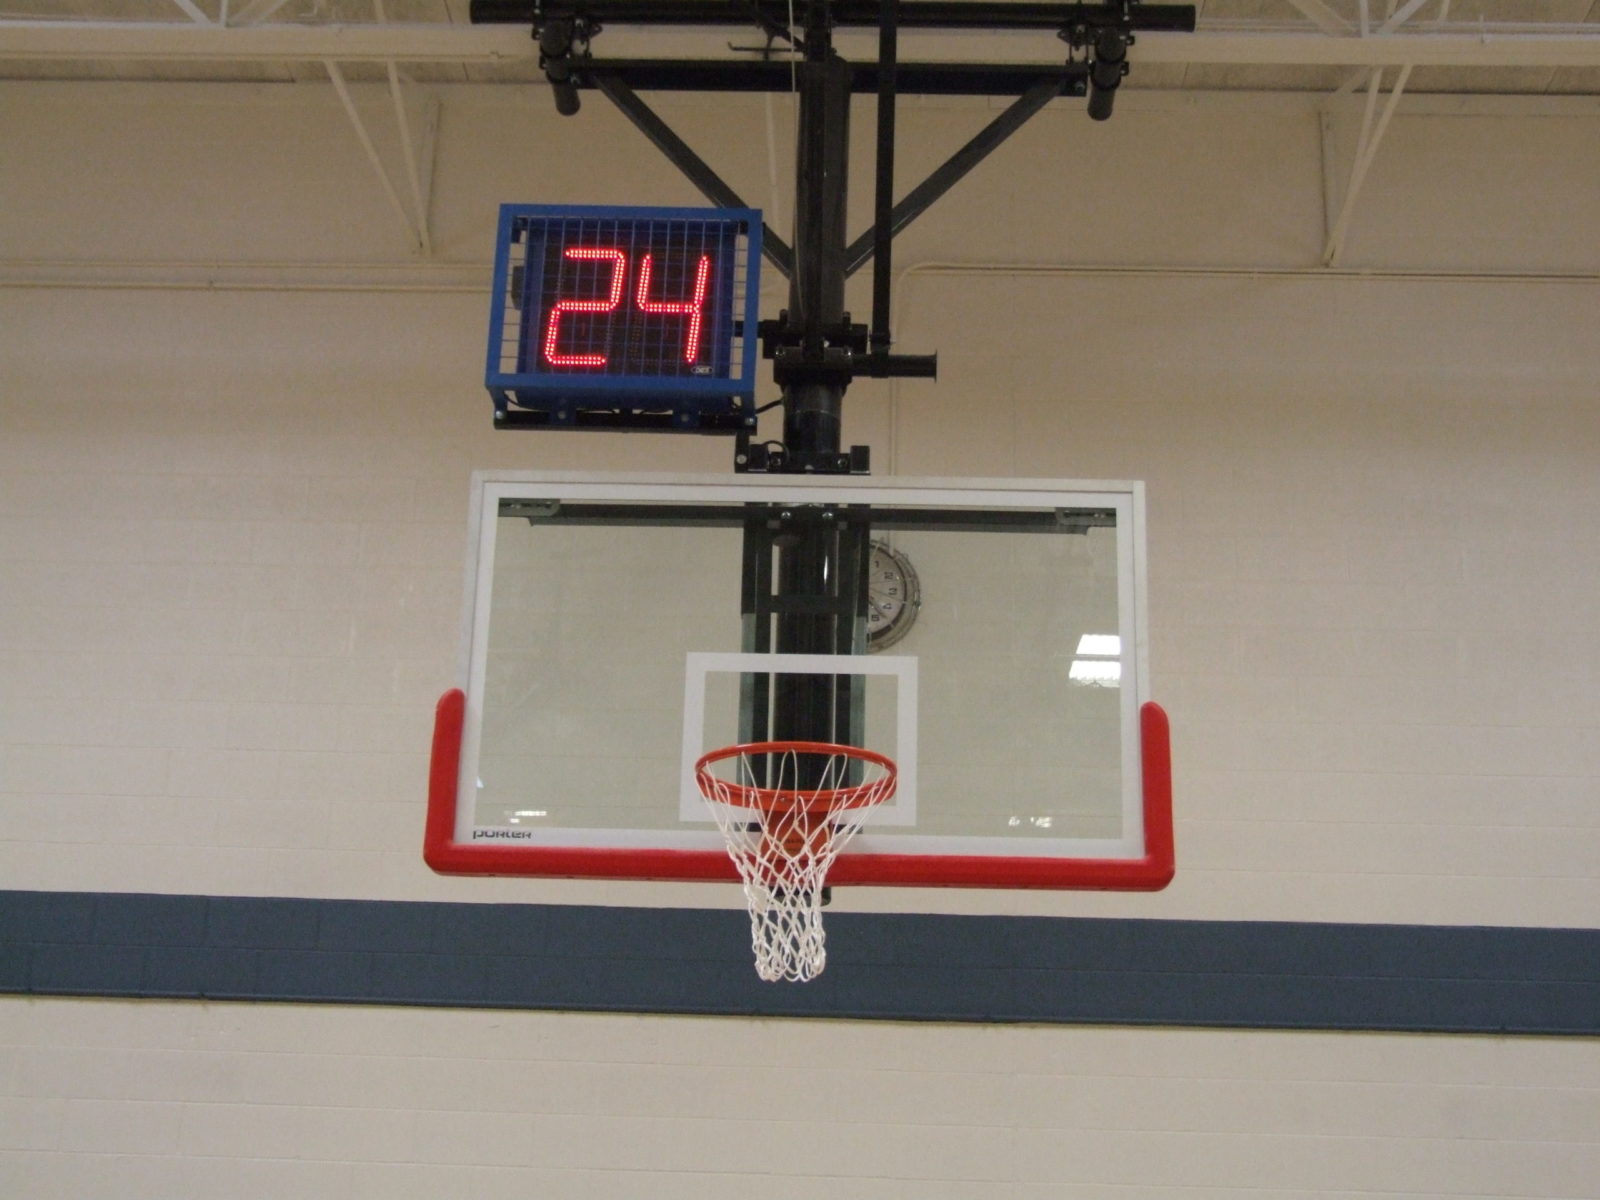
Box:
[870,0,898,353]
[774,2,854,760]
[782,12,851,460]
[739,520,774,752]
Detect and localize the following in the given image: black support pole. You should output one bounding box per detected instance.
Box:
[782,29,852,461]
[773,6,856,758]
[871,0,898,353]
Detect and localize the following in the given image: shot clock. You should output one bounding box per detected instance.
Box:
[486,204,762,432]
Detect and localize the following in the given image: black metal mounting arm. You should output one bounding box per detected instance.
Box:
[587,69,797,278]
[1086,28,1130,121]
[475,1,1195,35]
[536,15,595,115]
[482,0,1195,469]
[1060,5,1134,121]
[759,312,938,389]
[509,0,1192,121]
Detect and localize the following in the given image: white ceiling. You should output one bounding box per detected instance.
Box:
[2,1,1598,97]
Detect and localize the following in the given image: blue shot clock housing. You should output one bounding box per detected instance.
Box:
[486,204,763,433]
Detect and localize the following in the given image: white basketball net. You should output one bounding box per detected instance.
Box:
[696,744,897,983]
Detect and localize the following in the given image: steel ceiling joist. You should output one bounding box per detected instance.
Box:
[1323,62,1412,267]
[167,0,213,26]
[230,0,297,25]
[1283,0,1350,37]
[325,58,436,254]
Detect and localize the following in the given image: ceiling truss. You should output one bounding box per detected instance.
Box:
[324,56,438,253]
[3,9,1596,267]
[1323,62,1411,266]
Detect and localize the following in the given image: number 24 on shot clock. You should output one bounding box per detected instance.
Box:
[485,204,763,424]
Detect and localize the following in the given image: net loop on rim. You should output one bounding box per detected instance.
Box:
[695,740,897,983]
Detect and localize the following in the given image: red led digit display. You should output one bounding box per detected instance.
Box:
[518,217,739,381]
[541,247,626,368]
[634,252,711,365]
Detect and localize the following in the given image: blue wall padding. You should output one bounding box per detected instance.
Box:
[1,891,1595,1034]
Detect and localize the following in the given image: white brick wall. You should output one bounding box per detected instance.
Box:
[2,80,1598,1197]
[4,998,1598,1199]
[873,266,1600,926]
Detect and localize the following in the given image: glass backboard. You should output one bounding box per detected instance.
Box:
[425,472,1171,890]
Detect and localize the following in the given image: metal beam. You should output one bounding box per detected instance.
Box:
[5,21,1600,71]
[1280,0,1344,36]
[870,0,900,351]
[470,1,1198,31]
[1281,0,1350,37]
[1377,0,1432,36]
[1127,29,1600,69]
[572,58,1090,95]
[230,0,295,24]
[587,70,795,279]
[1323,63,1413,267]
[842,77,1066,276]
[375,0,434,255]
[385,62,434,255]
[167,0,214,25]
[326,59,426,252]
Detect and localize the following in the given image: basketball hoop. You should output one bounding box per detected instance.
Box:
[695,741,898,982]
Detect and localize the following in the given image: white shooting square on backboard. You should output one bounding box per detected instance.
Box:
[680,651,919,825]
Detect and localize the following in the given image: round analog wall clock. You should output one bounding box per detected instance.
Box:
[866,539,920,651]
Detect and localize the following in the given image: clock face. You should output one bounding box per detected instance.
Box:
[866,540,920,651]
